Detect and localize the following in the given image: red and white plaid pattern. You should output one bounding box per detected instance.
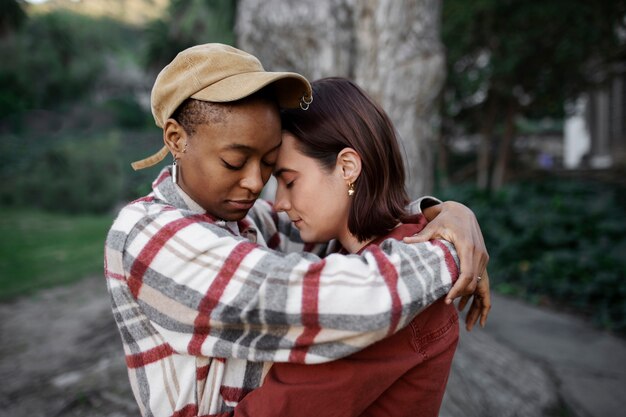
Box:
[104,167,458,417]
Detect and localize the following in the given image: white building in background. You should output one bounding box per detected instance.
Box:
[564,50,626,169]
[564,96,591,168]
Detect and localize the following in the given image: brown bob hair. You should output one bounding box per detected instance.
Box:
[281,77,412,242]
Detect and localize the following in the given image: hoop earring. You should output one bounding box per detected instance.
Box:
[300,93,313,111]
[348,182,355,196]
[172,157,179,184]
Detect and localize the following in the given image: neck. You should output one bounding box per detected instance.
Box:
[338,229,375,254]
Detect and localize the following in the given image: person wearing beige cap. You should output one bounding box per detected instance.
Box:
[104,43,489,417]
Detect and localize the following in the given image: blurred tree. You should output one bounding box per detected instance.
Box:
[0,0,26,38]
[0,10,139,116]
[145,0,236,70]
[14,133,124,213]
[0,11,100,115]
[442,0,626,189]
[238,0,446,198]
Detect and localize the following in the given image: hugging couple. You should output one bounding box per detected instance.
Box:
[105,43,491,417]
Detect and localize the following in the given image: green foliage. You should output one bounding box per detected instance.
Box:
[442,0,626,122]
[102,95,153,129]
[4,132,124,214]
[0,208,113,299]
[438,179,626,333]
[1,123,166,214]
[0,0,27,36]
[0,10,141,116]
[145,0,236,69]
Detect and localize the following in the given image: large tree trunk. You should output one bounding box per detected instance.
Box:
[491,102,517,190]
[236,0,445,198]
[477,97,498,190]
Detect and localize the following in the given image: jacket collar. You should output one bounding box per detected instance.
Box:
[149,166,250,236]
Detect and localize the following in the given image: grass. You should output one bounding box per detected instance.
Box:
[0,208,113,300]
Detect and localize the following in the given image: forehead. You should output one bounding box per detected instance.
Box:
[275,133,314,175]
[196,99,282,152]
[276,133,302,160]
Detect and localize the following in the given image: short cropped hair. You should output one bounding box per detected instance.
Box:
[171,99,227,135]
[281,77,412,242]
[171,87,279,136]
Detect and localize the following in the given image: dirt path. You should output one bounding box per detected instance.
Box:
[0,276,138,417]
[0,276,560,417]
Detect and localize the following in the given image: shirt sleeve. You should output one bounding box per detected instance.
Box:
[406,195,442,214]
[105,205,458,365]
[246,199,329,255]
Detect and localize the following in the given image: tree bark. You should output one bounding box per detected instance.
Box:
[437,131,450,189]
[491,102,516,190]
[477,96,498,190]
[236,0,445,198]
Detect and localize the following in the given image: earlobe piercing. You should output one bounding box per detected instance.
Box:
[172,156,179,184]
[172,142,186,184]
[348,182,355,196]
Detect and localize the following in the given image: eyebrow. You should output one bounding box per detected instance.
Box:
[274,167,297,177]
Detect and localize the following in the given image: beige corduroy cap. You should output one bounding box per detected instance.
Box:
[131,43,313,170]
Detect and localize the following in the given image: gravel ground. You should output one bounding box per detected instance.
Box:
[0,276,560,417]
[0,276,138,417]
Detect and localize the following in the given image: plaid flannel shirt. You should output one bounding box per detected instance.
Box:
[104,167,459,417]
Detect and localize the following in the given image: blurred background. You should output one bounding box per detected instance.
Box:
[0,0,625,416]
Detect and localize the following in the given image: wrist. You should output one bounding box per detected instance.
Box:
[423,203,442,222]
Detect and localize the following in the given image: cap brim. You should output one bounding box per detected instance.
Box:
[190,71,311,109]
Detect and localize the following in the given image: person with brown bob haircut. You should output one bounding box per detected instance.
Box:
[105,44,490,417]
[234,77,490,417]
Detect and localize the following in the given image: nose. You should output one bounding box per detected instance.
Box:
[273,184,291,212]
[240,163,265,195]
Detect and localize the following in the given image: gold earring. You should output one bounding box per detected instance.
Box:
[348,182,355,196]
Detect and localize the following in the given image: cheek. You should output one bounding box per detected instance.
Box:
[189,159,238,196]
[306,180,350,232]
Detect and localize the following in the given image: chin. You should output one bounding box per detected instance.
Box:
[299,229,332,245]
[214,208,250,222]
[223,212,248,222]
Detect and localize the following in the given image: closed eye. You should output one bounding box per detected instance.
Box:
[222,159,243,170]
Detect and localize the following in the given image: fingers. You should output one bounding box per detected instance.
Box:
[456,231,481,292]
[478,270,492,328]
[465,296,481,331]
[403,225,435,244]
[457,294,471,312]
[476,243,490,280]
[480,298,491,328]
[457,253,478,295]
[461,269,492,330]
[445,274,476,304]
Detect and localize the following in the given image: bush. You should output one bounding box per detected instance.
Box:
[437,179,626,333]
[12,133,124,214]
[0,10,141,116]
[144,0,236,69]
[102,95,152,129]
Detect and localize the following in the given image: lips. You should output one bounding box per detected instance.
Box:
[227,199,256,211]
